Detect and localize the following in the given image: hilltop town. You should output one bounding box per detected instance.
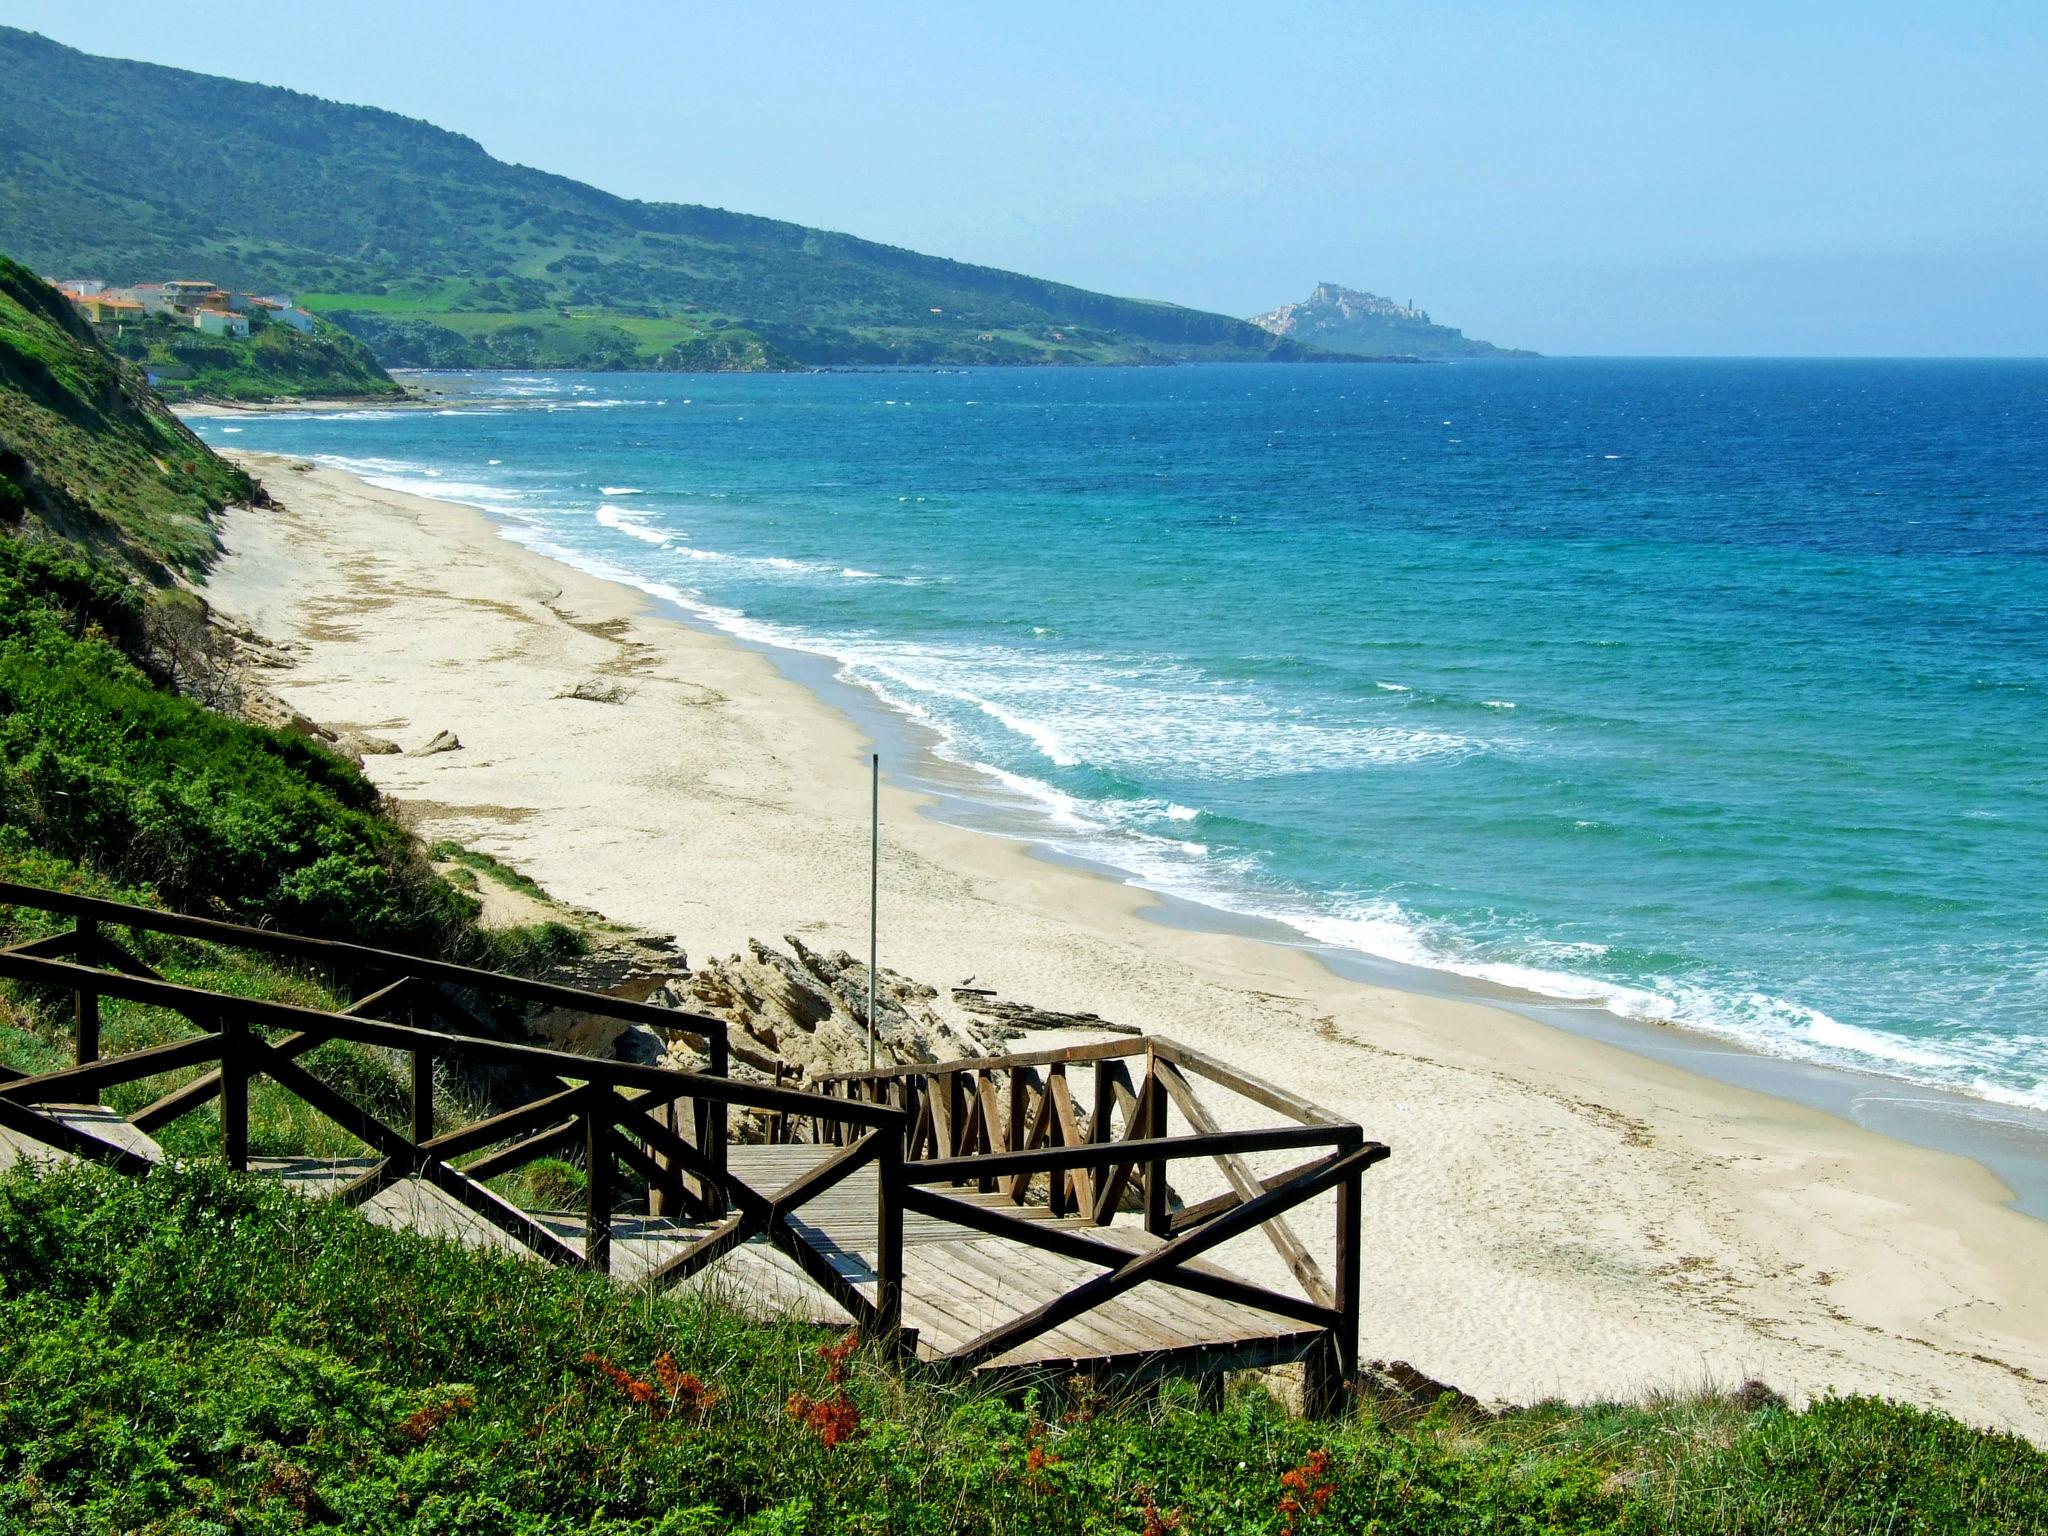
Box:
[52,275,316,340]
[42,273,396,401]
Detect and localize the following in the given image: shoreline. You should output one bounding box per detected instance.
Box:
[705,589,2048,1223]
[203,449,2048,1435]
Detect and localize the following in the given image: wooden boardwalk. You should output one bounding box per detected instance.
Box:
[0,881,1388,1406]
[223,1145,1325,1380]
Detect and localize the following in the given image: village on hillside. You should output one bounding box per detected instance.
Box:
[49,275,316,339]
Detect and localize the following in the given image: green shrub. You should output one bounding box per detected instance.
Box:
[0,1163,2041,1535]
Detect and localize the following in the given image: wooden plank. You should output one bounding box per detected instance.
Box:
[133,977,415,1134]
[1005,1068,1049,1204]
[251,1043,584,1269]
[900,1185,1338,1330]
[1168,1156,1330,1234]
[1089,1062,1147,1225]
[1153,1061,1333,1309]
[1,1031,225,1105]
[938,1145,1382,1369]
[975,1073,1005,1194]
[1047,1069,1089,1214]
[0,1095,158,1177]
[0,948,899,1127]
[815,1035,1148,1085]
[907,1123,1341,1185]
[0,879,727,1047]
[1148,1036,1346,1127]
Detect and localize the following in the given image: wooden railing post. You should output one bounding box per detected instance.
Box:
[1090,1061,1116,1223]
[220,1011,249,1172]
[1306,1148,1364,1417]
[876,1121,905,1343]
[407,987,434,1145]
[1143,1062,1170,1237]
[585,1091,612,1274]
[73,915,99,1067]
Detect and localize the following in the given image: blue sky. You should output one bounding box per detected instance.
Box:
[9,1,2046,354]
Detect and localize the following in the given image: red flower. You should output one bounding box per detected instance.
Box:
[1278,1448,1335,1532]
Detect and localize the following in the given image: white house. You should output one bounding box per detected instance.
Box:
[192,308,250,338]
[271,306,316,334]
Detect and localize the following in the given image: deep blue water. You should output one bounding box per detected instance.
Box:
[189,360,2048,1108]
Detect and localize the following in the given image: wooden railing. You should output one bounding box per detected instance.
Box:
[0,884,1390,1411]
[808,1036,1386,1412]
[0,882,906,1337]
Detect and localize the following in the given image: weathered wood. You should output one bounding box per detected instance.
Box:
[1047,1069,1089,1215]
[220,1013,249,1172]
[0,880,725,1049]
[586,1099,613,1273]
[1148,1037,1346,1127]
[815,1034,1148,1085]
[0,1094,157,1177]
[72,917,99,1066]
[128,977,414,1134]
[1172,1152,1316,1229]
[1306,1163,1365,1418]
[1006,1068,1050,1204]
[0,950,899,1126]
[1154,1060,1333,1307]
[900,1184,1340,1330]
[2,1031,226,1106]
[252,1042,585,1268]
[975,1073,1006,1194]
[904,1123,1344,1185]
[1142,1063,1169,1237]
[943,1143,1383,1370]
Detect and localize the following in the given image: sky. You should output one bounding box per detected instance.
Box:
[8,0,2047,355]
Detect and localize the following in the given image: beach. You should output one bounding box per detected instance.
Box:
[204,449,2048,1437]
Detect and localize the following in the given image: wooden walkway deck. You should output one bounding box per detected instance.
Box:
[236,1145,1324,1380]
[0,881,1388,1407]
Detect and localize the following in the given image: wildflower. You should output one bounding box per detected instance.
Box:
[581,1350,656,1405]
[1022,1416,1058,1493]
[818,1327,860,1385]
[397,1389,475,1442]
[1277,1448,1336,1532]
[785,1388,864,1448]
[1134,1487,1184,1534]
[654,1350,721,1414]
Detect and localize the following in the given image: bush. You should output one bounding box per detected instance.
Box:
[1,1162,2041,1535]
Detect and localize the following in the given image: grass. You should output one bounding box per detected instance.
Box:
[0,1161,2041,1534]
[104,311,400,402]
[0,254,256,575]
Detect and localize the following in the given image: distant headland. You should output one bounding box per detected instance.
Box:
[1251,282,1536,359]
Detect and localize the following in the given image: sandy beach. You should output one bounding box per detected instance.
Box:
[203,450,2048,1437]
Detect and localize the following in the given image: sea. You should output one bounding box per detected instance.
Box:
[188,360,2048,1116]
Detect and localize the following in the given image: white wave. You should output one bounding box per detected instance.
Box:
[600,486,644,496]
[1376,681,1410,692]
[219,426,242,434]
[1483,699,1517,710]
[595,506,669,545]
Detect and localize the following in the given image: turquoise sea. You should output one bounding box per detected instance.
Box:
[188,361,2048,1111]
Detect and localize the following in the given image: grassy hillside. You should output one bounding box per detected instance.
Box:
[0,244,583,1175]
[0,254,254,575]
[104,310,402,402]
[2,1161,2042,1534]
[0,27,1334,371]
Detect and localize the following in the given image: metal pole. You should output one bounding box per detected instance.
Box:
[869,752,879,1070]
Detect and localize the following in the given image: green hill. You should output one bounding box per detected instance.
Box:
[0,27,1333,372]
[103,309,402,403]
[0,253,254,575]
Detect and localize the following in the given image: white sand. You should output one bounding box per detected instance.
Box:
[205,452,2048,1435]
